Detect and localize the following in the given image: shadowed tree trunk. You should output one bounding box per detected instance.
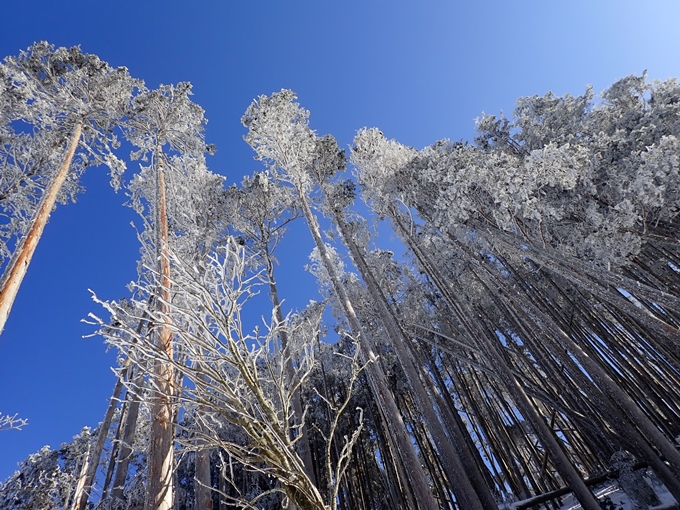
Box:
[195,438,212,510]
[391,212,602,510]
[297,191,439,510]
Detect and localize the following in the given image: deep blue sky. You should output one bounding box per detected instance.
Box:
[1,0,679,482]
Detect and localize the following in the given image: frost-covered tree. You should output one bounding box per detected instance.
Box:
[242,90,440,510]
[0,42,138,335]
[93,237,367,510]
[0,428,93,510]
[2,46,679,510]
[351,75,680,506]
[225,172,318,485]
[312,137,493,509]
[120,81,212,510]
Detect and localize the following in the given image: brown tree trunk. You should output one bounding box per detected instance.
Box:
[195,442,213,509]
[145,154,174,510]
[0,121,82,335]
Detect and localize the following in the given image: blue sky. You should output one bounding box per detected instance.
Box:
[0,0,679,482]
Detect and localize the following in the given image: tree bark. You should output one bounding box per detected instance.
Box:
[0,121,82,335]
[72,375,126,510]
[145,153,174,510]
[392,213,602,510]
[297,192,439,510]
[331,208,491,510]
[195,443,213,510]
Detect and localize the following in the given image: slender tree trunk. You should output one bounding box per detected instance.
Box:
[72,375,127,510]
[486,271,680,498]
[195,441,212,510]
[297,191,438,510]
[457,235,680,495]
[146,153,174,510]
[266,252,317,488]
[69,438,92,510]
[110,365,145,503]
[392,214,602,510]
[0,121,82,335]
[485,229,680,348]
[331,208,491,510]
[101,389,127,501]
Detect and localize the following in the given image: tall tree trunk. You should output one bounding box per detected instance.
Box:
[297,191,438,510]
[110,366,145,504]
[72,375,127,510]
[484,228,680,349]
[145,153,174,510]
[391,213,602,510]
[265,251,317,488]
[331,207,491,510]
[455,233,680,495]
[0,121,82,335]
[195,441,213,510]
[480,265,680,499]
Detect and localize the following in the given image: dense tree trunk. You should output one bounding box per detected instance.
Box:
[297,191,439,510]
[391,213,602,510]
[447,230,680,498]
[330,207,491,510]
[195,442,213,510]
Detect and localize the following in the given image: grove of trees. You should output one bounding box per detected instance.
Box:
[1,42,680,510]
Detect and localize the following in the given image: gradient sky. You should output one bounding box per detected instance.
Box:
[1,0,679,482]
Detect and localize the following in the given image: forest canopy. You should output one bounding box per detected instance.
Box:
[1,43,680,510]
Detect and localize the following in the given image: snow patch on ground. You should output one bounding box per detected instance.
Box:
[502,469,678,510]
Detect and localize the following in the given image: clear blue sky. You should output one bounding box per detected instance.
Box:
[0,0,679,482]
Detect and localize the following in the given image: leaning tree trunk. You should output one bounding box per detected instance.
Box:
[391,213,602,510]
[72,371,128,510]
[330,206,491,510]
[75,309,152,509]
[475,259,680,498]
[297,190,438,510]
[452,231,680,494]
[0,120,82,335]
[109,364,146,504]
[483,228,680,350]
[145,152,174,510]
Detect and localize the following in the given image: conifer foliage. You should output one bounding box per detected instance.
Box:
[2,43,680,510]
